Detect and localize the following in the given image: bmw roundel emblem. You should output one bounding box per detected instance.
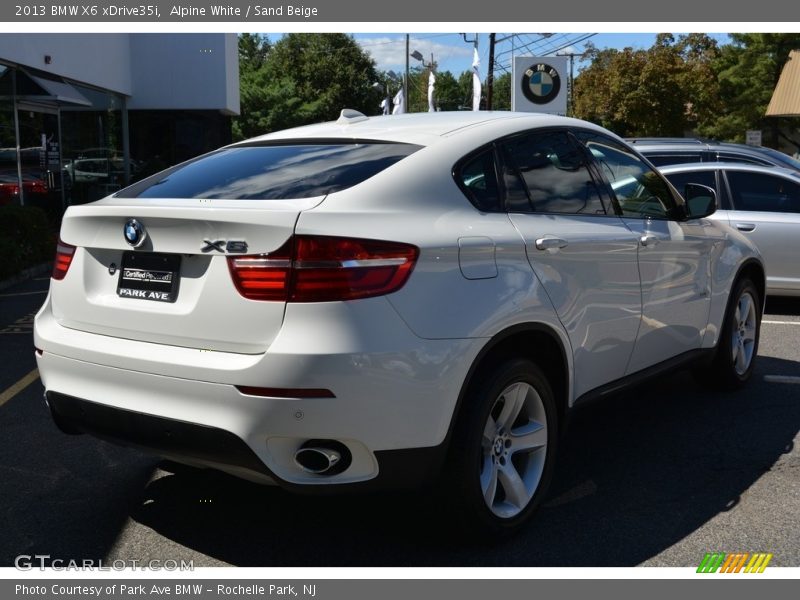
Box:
[521,63,561,105]
[124,218,147,248]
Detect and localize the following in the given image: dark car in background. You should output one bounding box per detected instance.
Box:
[0,169,48,206]
[628,138,800,172]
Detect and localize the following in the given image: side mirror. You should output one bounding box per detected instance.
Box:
[683,183,717,219]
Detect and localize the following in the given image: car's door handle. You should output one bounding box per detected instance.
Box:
[640,234,659,247]
[535,237,569,251]
[735,223,756,232]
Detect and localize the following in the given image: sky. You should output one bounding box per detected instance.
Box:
[350,32,732,76]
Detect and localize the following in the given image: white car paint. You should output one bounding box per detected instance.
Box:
[34,112,764,530]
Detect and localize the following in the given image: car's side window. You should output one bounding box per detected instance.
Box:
[726,171,800,213]
[498,130,606,215]
[455,147,502,212]
[575,131,680,220]
[644,153,702,167]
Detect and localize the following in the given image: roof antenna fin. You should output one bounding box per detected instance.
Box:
[337,109,369,124]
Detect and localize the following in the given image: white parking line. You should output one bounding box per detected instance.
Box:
[763,320,800,325]
[0,369,40,408]
[764,375,800,385]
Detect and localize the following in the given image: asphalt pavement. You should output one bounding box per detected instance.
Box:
[1,276,798,567]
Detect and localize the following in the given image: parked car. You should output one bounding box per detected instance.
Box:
[660,162,800,297]
[0,169,48,206]
[35,111,765,535]
[627,137,800,172]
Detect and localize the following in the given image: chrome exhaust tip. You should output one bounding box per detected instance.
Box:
[294,440,352,475]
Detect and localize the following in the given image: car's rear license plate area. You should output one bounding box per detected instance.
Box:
[117,252,181,303]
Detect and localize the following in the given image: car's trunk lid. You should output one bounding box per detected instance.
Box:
[52,198,321,354]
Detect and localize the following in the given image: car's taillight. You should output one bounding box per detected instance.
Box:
[52,239,76,281]
[227,238,293,301]
[227,235,418,302]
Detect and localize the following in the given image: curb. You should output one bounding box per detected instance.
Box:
[0,263,52,292]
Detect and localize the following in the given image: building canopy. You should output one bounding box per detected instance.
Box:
[767,50,800,117]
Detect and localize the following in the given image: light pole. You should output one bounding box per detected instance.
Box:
[410,50,437,112]
[556,50,588,117]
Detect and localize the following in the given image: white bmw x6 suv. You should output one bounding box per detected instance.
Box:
[34,111,764,535]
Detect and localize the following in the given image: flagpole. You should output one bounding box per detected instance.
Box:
[405,34,410,113]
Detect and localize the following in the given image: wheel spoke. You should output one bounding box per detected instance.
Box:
[742,326,757,344]
[482,416,497,450]
[738,295,752,327]
[735,339,747,372]
[496,383,527,430]
[498,462,531,509]
[509,421,547,453]
[480,455,499,507]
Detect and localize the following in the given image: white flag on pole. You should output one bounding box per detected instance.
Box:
[472,48,481,111]
[392,87,405,114]
[380,97,390,115]
[428,71,436,112]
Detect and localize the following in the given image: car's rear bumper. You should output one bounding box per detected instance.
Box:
[35,297,481,488]
[45,391,447,492]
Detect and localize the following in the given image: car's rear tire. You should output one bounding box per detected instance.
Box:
[703,277,761,390]
[445,358,558,538]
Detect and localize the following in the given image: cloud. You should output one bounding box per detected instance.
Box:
[357,36,474,73]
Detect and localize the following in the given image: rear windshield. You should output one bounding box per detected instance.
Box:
[116,142,422,200]
[755,147,800,171]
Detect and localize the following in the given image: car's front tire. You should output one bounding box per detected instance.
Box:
[446,358,558,537]
[706,277,761,389]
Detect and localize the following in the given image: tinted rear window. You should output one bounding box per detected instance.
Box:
[117,142,421,200]
[641,152,703,166]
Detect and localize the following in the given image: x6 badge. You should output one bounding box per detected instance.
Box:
[202,239,248,254]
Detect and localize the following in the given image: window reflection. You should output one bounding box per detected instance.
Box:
[122,143,421,200]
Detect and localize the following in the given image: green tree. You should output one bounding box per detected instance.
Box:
[457,70,477,110]
[573,34,720,137]
[232,33,272,141]
[699,34,800,145]
[434,71,462,111]
[491,72,512,111]
[233,33,381,140]
[406,66,429,113]
[238,32,270,69]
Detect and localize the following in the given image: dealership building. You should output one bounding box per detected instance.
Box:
[0,33,239,214]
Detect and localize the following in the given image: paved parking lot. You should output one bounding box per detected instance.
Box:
[1,275,798,567]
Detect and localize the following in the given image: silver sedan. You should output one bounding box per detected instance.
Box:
[660,162,800,297]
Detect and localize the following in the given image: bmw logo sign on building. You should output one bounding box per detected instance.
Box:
[513,56,568,115]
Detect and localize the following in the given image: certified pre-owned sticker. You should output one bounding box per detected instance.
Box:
[122,268,173,283]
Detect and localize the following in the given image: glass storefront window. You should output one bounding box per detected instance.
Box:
[60,83,126,206]
[0,65,19,208]
[1,61,230,216]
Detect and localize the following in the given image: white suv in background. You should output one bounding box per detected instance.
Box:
[34,111,764,535]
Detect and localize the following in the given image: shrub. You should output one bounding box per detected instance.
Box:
[0,205,55,280]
